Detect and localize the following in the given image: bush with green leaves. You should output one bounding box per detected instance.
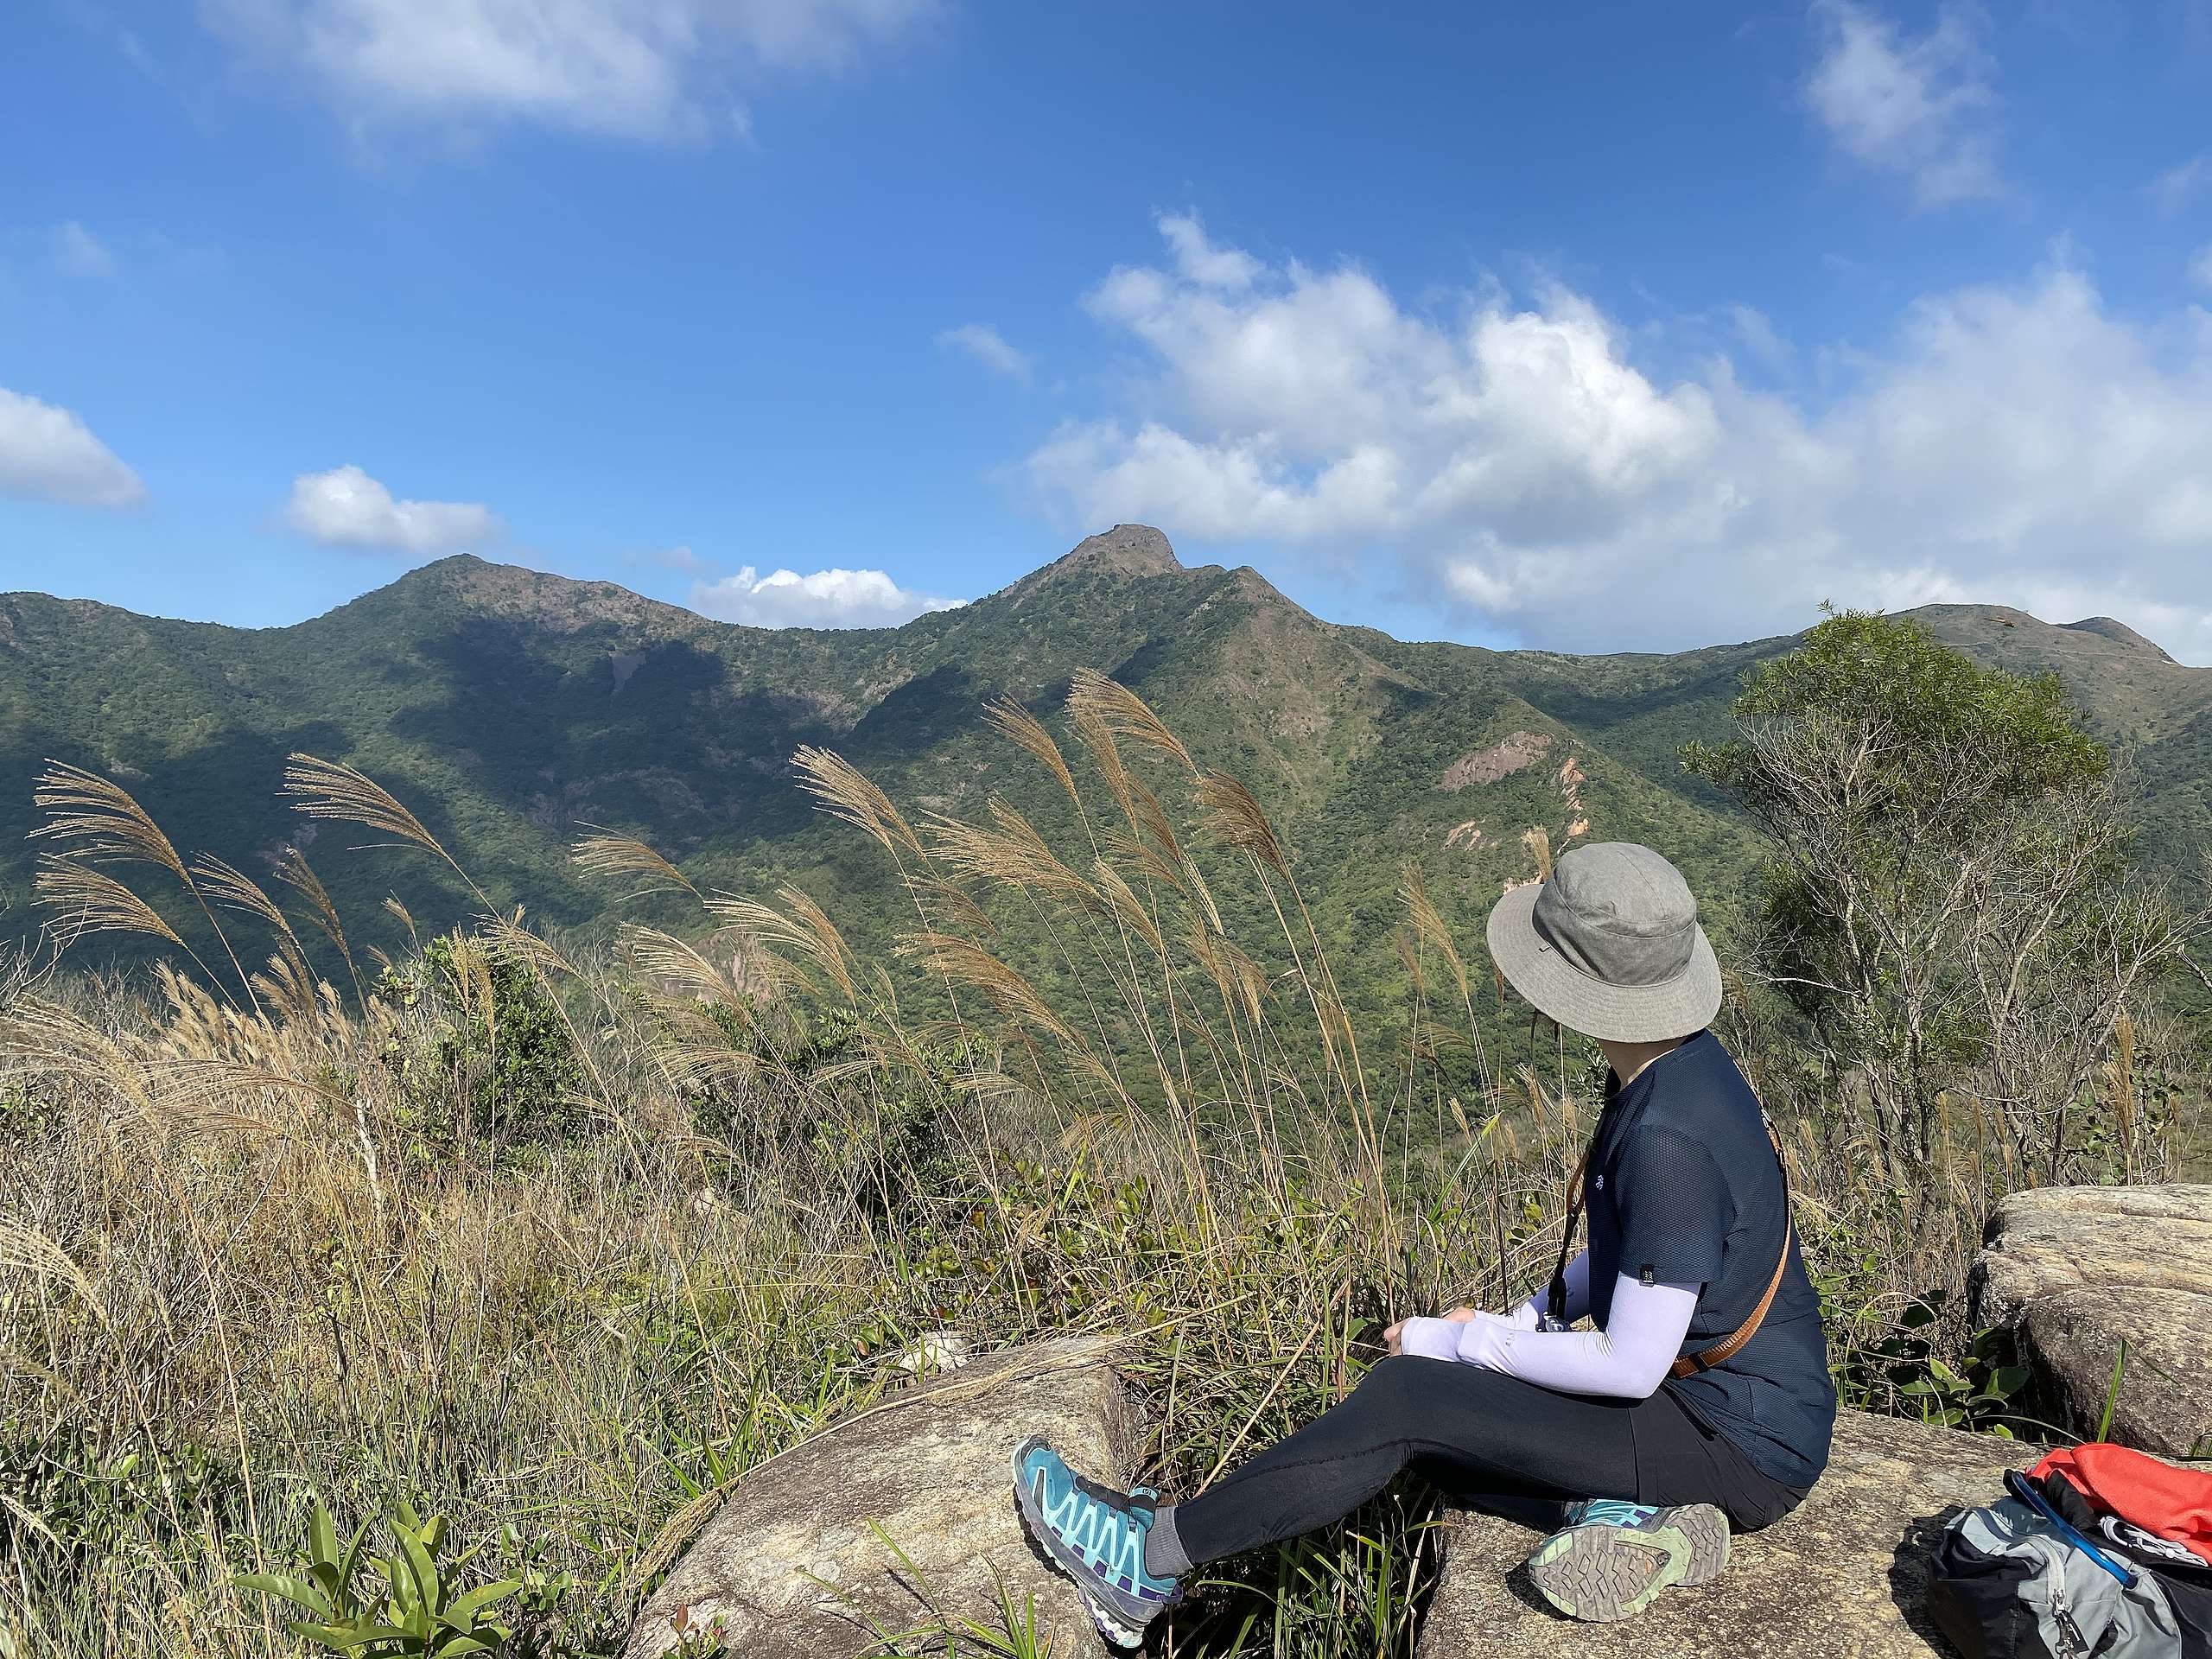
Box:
[377,934,585,1156]
[1686,608,2205,1185]
[684,995,969,1207]
[234,1497,523,1658]
[0,1427,244,1576]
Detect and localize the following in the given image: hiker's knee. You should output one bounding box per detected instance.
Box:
[1361,1351,1522,1423]
[1354,1353,1438,1420]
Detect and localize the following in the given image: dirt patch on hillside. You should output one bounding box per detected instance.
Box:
[1440,731,1553,791]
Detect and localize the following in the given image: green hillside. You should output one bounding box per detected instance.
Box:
[4,527,2204,1002]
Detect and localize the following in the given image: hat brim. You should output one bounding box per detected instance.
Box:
[1485,880,1723,1044]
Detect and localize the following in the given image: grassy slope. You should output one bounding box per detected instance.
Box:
[3,533,2202,991]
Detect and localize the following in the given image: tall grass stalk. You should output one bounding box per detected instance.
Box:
[0,677,2196,1658]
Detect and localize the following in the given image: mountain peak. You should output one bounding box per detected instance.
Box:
[1038,524,1183,582]
[1909,603,2182,670]
[364,554,701,634]
[2062,615,2176,662]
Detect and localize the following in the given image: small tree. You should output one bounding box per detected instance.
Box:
[1685,610,2200,1187]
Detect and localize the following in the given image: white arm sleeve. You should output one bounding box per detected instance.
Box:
[1400,1272,1699,1400]
[1516,1250,1592,1327]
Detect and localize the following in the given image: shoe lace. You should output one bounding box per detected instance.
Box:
[1569,1498,1659,1529]
[1046,1473,1142,1571]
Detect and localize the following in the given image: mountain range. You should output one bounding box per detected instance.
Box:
[5,526,2208,1014]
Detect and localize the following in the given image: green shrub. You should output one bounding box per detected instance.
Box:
[377,935,585,1156]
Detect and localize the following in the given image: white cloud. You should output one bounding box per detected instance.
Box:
[51,222,116,278]
[2192,246,2212,290]
[938,322,1032,382]
[652,544,713,573]
[284,464,500,552]
[690,564,964,629]
[1806,1,2003,206]
[0,386,146,508]
[2150,155,2211,217]
[1728,304,1795,373]
[1026,217,2212,661]
[205,0,931,141]
[1159,213,1262,290]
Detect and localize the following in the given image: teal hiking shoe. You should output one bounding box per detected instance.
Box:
[1011,1436,1180,1646]
[1524,1497,1729,1622]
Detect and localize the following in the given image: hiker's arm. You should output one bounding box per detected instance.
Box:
[1381,1250,1582,1355]
[1513,1249,1591,1327]
[1397,1274,1698,1398]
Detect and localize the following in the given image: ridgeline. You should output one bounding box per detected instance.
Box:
[5,528,2208,1000]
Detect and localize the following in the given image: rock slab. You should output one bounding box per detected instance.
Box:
[1972,1183,2212,1459]
[1418,1410,2031,1659]
[621,1338,1144,1659]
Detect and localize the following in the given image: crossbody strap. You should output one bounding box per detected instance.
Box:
[1546,1105,1794,1376]
[1545,1142,1592,1328]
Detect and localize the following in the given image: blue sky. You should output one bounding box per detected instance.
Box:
[5,2,2212,657]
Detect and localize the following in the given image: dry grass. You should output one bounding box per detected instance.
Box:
[0,679,2199,1659]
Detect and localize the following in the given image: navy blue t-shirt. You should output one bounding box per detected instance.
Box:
[1585,1031,1835,1488]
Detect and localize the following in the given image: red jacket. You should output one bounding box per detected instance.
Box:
[2032,1443,2212,1567]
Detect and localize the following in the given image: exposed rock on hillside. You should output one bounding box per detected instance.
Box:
[1419,1410,2031,1659]
[1972,1183,2212,1459]
[1440,731,1554,790]
[1014,524,1185,596]
[620,1338,1142,1659]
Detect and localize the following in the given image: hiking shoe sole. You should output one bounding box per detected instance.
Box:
[1075,1586,1147,1649]
[1666,1502,1730,1587]
[1526,1516,1693,1622]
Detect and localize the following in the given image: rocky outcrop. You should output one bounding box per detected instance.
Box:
[1972,1184,2212,1459]
[622,1321,2171,1659]
[1439,732,1554,791]
[1418,1410,2031,1659]
[1015,525,1185,595]
[620,1338,1143,1659]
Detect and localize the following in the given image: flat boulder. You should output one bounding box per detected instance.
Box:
[1972,1183,2212,1459]
[621,1338,1144,1659]
[1418,1410,2030,1659]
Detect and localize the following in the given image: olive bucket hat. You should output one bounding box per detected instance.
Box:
[1485,842,1722,1043]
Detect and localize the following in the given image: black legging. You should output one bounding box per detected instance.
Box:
[1171,1355,1805,1567]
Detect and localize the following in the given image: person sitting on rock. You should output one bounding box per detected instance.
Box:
[1013,842,1837,1643]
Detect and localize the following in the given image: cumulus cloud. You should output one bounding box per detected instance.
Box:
[938,322,1033,382]
[1025,215,2212,660]
[1159,213,1262,290]
[1806,1,2002,206]
[690,564,964,629]
[0,386,146,508]
[204,0,931,141]
[284,464,500,552]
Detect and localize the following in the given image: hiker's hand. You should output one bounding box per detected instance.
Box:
[1384,1307,1476,1354]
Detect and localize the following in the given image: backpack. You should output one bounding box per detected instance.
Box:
[1926,1470,2190,1659]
